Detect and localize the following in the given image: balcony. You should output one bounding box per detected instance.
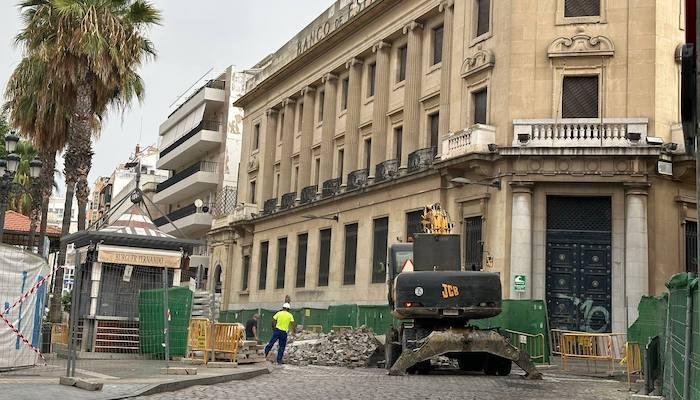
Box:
[347,169,368,191]
[511,118,648,148]
[407,147,437,173]
[153,161,219,205]
[263,198,278,215]
[154,204,213,237]
[211,203,258,230]
[440,124,496,161]
[189,244,210,269]
[300,185,318,205]
[322,178,342,198]
[280,192,297,210]
[162,80,226,132]
[374,159,399,183]
[157,120,223,170]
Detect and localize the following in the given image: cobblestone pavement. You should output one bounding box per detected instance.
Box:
[138,365,632,400]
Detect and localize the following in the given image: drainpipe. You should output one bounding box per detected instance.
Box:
[683,274,697,400]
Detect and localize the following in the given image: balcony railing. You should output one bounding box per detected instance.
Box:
[153,204,200,227]
[211,186,238,218]
[300,185,318,205]
[263,198,278,215]
[322,178,342,198]
[441,124,496,161]
[156,161,218,193]
[408,147,436,173]
[347,168,368,191]
[280,192,296,210]
[160,120,222,158]
[168,79,226,118]
[375,159,399,183]
[512,118,648,147]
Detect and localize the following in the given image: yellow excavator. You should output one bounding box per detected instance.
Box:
[385,203,543,378]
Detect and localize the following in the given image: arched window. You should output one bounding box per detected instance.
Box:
[213,265,222,294]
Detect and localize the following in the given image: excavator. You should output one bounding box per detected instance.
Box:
[385,203,543,378]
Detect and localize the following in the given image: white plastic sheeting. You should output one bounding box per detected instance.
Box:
[0,245,49,370]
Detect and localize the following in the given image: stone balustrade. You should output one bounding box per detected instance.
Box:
[440,124,496,161]
[512,118,649,148]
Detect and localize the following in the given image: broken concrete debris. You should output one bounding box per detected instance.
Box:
[284,326,381,368]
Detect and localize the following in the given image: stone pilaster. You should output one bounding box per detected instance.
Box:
[261,109,278,201]
[401,21,424,171]
[279,98,296,196]
[624,183,650,326]
[438,0,454,154]
[343,58,364,178]
[370,41,391,178]
[298,86,316,192]
[319,73,338,189]
[509,182,533,299]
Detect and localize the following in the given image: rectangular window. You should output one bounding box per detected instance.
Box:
[406,210,423,242]
[276,238,287,289]
[473,88,488,125]
[428,112,440,149]
[343,223,358,285]
[397,45,408,82]
[476,0,491,37]
[241,255,250,291]
[364,138,372,170]
[293,165,299,193]
[253,123,260,151]
[296,233,308,287]
[298,102,304,131]
[564,0,601,17]
[372,217,389,283]
[249,180,256,204]
[274,172,280,198]
[394,126,403,162]
[337,148,344,179]
[258,241,269,290]
[341,77,349,111]
[686,221,698,273]
[561,75,599,118]
[432,25,444,65]
[318,91,325,122]
[318,228,332,286]
[464,216,483,271]
[367,62,376,97]
[314,158,321,185]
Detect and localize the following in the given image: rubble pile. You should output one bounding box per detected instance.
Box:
[285,326,381,368]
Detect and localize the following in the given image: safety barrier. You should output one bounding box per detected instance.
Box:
[304,325,323,333]
[560,332,627,374]
[623,342,643,389]
[331,325,353,332]
[504,329,547,364]
[186,318,211,364]
[550,329,575,355]
[51,323,69,347]
[213,323,244,362]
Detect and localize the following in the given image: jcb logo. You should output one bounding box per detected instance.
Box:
[441,284,460,299]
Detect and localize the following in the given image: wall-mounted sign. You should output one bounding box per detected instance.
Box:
[97,245,181,269]
[514,275,527,293]
[657,160,673,176]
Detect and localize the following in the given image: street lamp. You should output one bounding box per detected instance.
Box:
[0,132,43,244]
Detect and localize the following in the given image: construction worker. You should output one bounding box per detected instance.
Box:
[264,303,295,364]
[245,314,260,342]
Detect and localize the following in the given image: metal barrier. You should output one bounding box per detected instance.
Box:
[560,332,627,374]
[51,323,69,347]
[504,329,547,364]
[550,329,575,355]
[623,342,643,389]
[213,323,244,363]
[186,318,211,364]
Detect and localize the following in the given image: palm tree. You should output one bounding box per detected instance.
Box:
[13,0,161,322]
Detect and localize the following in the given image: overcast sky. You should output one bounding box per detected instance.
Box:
[0,0,331,192]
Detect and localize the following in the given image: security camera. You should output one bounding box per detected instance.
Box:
[646,136,664,146]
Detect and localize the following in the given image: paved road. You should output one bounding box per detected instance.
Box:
[138,365,632,400]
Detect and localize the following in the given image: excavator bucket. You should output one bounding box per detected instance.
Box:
[388,327,543,379]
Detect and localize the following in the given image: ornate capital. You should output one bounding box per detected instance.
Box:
[510,181,534,194]
[372,40,392,53]
[300,86,316,97]
[548,34,615,58]
[282,97,296,108]
[265,108,279,117]
[439,0,454,12]
[402,21,423,34]
[461,49,495,78]
[345,57,364,69]
[624,182,650,196]
[321,73,338,83]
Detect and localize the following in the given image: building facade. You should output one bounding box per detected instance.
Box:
[154,66,245,286]
[211,0,696,334]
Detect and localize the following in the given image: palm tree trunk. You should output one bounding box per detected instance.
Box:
[49,180,75,323]
[27,193,40,250]
[76,175,89,231]
[37,149,57,256]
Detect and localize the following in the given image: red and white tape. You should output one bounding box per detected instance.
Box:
[4,265,62,315]
[0,311,46,365]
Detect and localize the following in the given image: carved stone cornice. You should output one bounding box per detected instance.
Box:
[372,40,392,53]
[321,73,338,83]
[461,48,495,78]
[402,21,423,34]
[548,34,615,58]
[345,57,364,69]
[300,86,316,97]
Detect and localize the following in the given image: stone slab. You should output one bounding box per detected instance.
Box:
[160,367,197,375]
[59,376,104,391]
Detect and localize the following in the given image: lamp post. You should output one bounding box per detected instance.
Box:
[0,131,42,244]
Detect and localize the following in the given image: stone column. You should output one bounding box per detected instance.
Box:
[261,109,278,201]
[344,58,364,178]
[89,261,102,316]
[509,182,533,299]
[370,41,391,179]
[401,21,424,171]
[279,98,296,196]
[298,86,316,192]
[624,183,650,326]
[319,73,338,189]
[438,0,454,154]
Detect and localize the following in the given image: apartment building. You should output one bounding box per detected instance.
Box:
[210,0,695,334]
[154,66,245,281]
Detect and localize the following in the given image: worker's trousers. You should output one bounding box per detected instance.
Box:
[264,328,288,363]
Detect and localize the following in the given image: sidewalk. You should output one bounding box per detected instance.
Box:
[0,359,270,400]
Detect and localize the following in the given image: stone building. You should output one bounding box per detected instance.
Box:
[210,0,696,333]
